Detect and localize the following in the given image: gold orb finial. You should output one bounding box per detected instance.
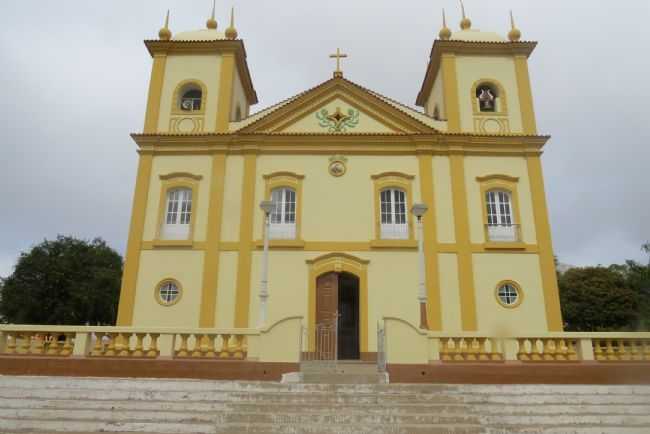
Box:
[158,10,172,40]
[508,10,521,42]
[439,9,452,40]
[459,0,471,30]
[225,7,238,39]
[207,0,218,30]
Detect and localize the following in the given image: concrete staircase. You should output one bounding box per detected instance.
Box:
[298,361,388,384]
[0,375,649,434]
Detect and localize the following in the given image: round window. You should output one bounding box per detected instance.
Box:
[496,282,521,308]
[156,280,181,306]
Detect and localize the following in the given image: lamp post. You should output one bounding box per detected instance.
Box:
[258,200,275,328]
[411,203,429,330]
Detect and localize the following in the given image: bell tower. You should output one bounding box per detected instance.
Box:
[142,7,257,135]
[416,7,537,135]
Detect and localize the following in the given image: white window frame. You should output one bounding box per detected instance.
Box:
[486,190,516,242]
[380,188,408,240]
[162,188,192,240]
[269,187,296,239]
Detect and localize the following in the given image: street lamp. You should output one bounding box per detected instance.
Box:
[258,200,275,328]
[411,203,429,330]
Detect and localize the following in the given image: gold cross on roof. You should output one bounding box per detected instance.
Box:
[329,48,348,78]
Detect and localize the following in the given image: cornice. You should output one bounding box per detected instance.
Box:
[416,39,537,107]
[144,39,258,105]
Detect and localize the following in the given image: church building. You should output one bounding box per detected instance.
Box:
[116,5,563,361]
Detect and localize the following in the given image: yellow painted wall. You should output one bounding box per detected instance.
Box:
[438,253,462,332]
[432,156,456,243]
[157,54,222,132]
[252,155,421,242]
[214,251,239,328]
[220,155,244,242]
[132,250,205,327]
[281,98,395,134]
[455,55,523,133]
[230,68,249,120]
[142,155,212,242]
[246,250,420,352]
[473,253,547,333]
[464,156,537,244]
[425,69,446,119]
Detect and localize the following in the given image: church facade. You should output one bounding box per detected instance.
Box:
[116,8,563,360]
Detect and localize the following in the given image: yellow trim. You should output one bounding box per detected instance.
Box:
[441,53,461,133]
[254,239,306,249]
[116,154,153,326]
[154,278,183,307]
[154,178,200,243]
[371,172,416,244]
[514,55,538,134]
[150,240,194,248]
[477,175,523,244]
[234,153,257,328]
[417,154,442,330]
[171,79,208,115]
[143,54,167,133]
[159,172,202,181]
[216,53,236,132]
[449,153,477,330]
[198,154,227,327]
[471,79,509,115]
[494,280,524,309]
[368,239,417,249]
[263,171,305,242]
[527,155,563,330]
[306,253,369,354]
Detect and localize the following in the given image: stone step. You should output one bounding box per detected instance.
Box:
[0,407,215,423]
[300,373,386,384]
[0,418,214,434]
[2,376,650,396]
[214,411,478,425]
[213,423,483,434]
[1,387,649,406]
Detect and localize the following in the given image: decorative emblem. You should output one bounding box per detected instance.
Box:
[328,155,348,177]
[316,107,360,133]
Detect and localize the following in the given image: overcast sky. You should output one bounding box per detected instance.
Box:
[1,0,649,277]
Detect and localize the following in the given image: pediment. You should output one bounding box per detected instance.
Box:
[237,78,437,135]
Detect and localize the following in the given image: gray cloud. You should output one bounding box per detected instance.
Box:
[1,0,648,276]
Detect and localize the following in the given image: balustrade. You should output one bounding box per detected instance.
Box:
[593,338,650,362]
[516,338,578,362]
[439,337,503,362]
[173,333,247,359]
[89,332,160,358]
[1,331,74,357]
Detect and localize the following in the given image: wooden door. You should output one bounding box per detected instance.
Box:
[337,273,360,360]
[316,272,338,360]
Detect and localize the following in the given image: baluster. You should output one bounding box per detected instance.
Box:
[46,334,60,356]
[147,334,160,358]
[132,333,145,357]
[605,339,616,361]
[593,339,605,361]
[5,333,17,354]
[198,334,210,358]
[554,339,567,362]
[32,334,45,355]
[91,333,103,356]
[190,335,202,358]
[219,334,231,359]
[20,333,32,354]
[567,339,578,361]
[60,333,74,356]
[541,339,555,361]
[205,334,216,358]
[465,338,478,361]
[440,339,452,361]
[176,334,189,358]
[232,335,245,359]
[104,333,117,356]
[618,340,631,361]
[517,338,529,361]
[643,340,650,361]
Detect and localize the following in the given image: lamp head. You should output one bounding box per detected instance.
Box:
[411,203,428,218]
[260,200,275,215]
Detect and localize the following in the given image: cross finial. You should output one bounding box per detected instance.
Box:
[329,48,348,78]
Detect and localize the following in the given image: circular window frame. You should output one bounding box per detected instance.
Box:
[494,280,523,309]
[155,278,183,307]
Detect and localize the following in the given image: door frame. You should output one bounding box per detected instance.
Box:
[307,253,369,356]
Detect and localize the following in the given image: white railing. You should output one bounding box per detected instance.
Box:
[0,316,303,363]
[382,317,650,364]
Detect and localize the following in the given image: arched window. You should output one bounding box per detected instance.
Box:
[486,189,517,242]
[476,83,498,112]
[180,88,202,112]
[162,188,192,240]
[380,188,408,239]
[269,187,296,239]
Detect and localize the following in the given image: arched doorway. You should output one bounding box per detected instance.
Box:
[316,272,360,360]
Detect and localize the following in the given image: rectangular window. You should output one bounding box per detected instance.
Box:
[486,190,517,242]
[269,187,297,239]
[162,188,192,240]
[380,189,408,240]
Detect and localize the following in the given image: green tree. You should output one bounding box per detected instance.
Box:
[0,236,122,325]
[559,266,639,331]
